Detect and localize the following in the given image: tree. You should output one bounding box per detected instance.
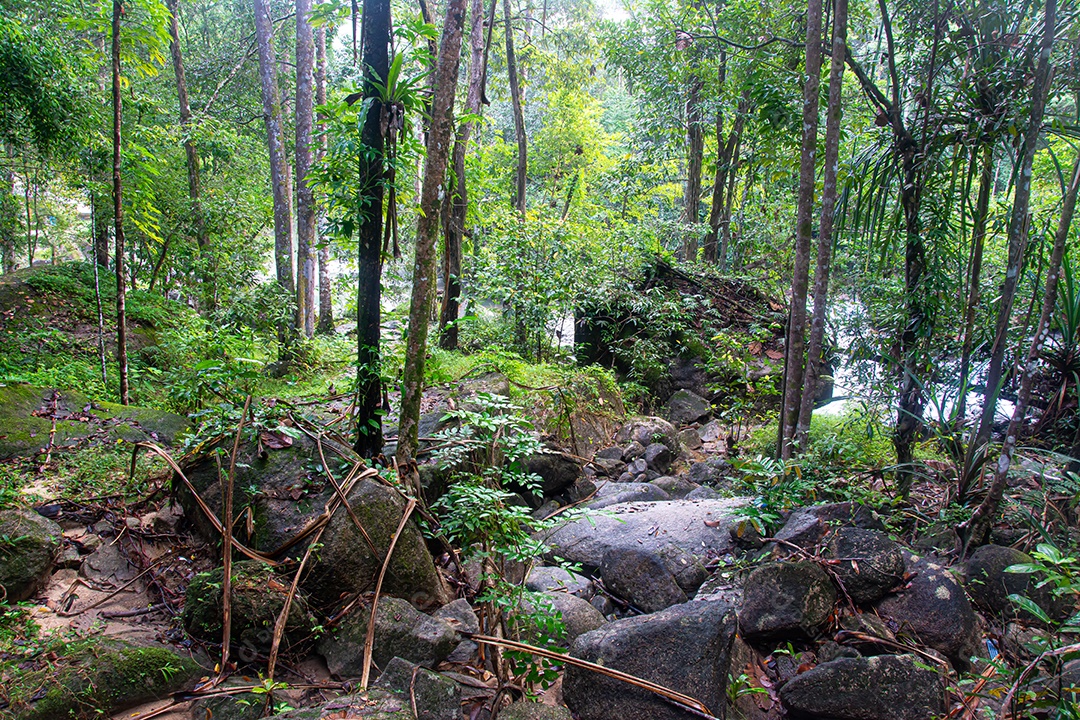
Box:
[397,0,469,476]
[682,73,704,261]
[316,25,333,335]
[504,0,527,215]
[295,0,317,337]
[112,0,130,405]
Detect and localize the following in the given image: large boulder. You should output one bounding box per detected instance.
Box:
[774,502,885,549]
[875,554,979,666]
[615,417,678,453]
[375,657,462,720]
[183,560,316,658]
[826,528,904,604]
[276,688,415,720]
[526,451,583,499]
[525,566,594,599]
[0,508,62,603]
[738,562,836,641]
[519,591,606,645]
[588,482,670,509]
[318,596,458,676]
[564,601,737,720]
[643,443,673,474]
[662,390,711,426]
[779,654,946,720]
[600,546,687,613]
[962,544,1066,621]
[500,702,573,720]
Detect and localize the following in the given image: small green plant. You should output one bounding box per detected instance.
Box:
[731,455,816,534]
[726,671,769,704]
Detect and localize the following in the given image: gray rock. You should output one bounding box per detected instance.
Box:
[276,687,415,720]
[532,500,560,520]
[650,475,695,498]
[528,591,606,645]
[963,544,1066,621]
[600,547,687,613]
[190,686,265,720]
[595,446,624,461]
[375,657,461,720]
[588,482,670,509]
[564,601,737,720]
[779,654,946,720]
[738,561,836,640]
[432,598,480,634]
[685,485,720,501]
[697,420,722,442]
[615,417,678,453]
[82,540,137,583]
[591,594,614,616]
[318,597,458,676]
[876,554,979,666]
[677,427,703,451]
[525,566,594,599]
[622,440,646,461]
[526,451,582,498]
[590,456,627,478]
[627,457,648,475]
[643,443,673,474]
[499,702,573,720]
[774,502,885,549]
[0,509,62,602]
[826,527,904,604]
[566,477,597,502]
[663,389,712,426]
[616,471,635,483]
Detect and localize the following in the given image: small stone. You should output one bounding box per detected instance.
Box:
[615,417,679,452]
[591,594,614,615]
[595,446,624,461]
[616,471,635,483]
[590,457,627,477]
[686,485,720,500]
[627,458,648,475]
[526,566,594,599]
[643,443,672,473]
[697,420,722,442]
[650,475,695,498]
[622,440,646,461]
[677,428,703,451]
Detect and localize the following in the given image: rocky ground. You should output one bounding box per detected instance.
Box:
[0,381,1077,720]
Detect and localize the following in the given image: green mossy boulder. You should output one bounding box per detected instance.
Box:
[2,637,201,720]
[183,561,317,659]
[0,509,62,603]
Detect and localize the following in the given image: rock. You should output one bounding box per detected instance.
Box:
[962,544,1065,621]
[566,477,597,502]
[4,637,200,720]
[591,594,614,615]
[686,485,720,501]
[590,456,627,478]
[688,458,731,486]
[643,442,673,473]
[774,502,885,549]
[738,562,836,640]
[663,390,712,426]
[533,500,560,520]
[418,463,453,504]
[525,566,594,599]
[526,451,582,498]
[826,528,904,604]
[499,702,573,720]
[595,446,624,461]
[651,475,695,498]
[190,686,266,720]
[564,601,737,720]
[276,687,414,720]
[626,457,648,475]
[875,554,979,666]
[677,427,703,451]
[615,417,678,453]
[432,598,480,634]
[779,654,946,720]
[457,371,511,399]
[698,420,722,443]
[183,561,316,658]
[318,597,458,676]
[375,657,461,720]
[81,540,137,584]
[622,440,646,461]
[525,591,606,645]
[542,498,748,582]
[616,471,634,483]
[600,547,687,612]
[0,508,62,602]
[817,640,861,663]
[588,482,670,509]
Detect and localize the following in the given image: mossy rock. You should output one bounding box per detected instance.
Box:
[275,688,413,720]
[0,509,62,603]
[2,637,201,720]
[189,688,268,720]
[183,561,317,659]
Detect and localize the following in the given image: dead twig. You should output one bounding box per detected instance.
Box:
[217,394,251,681]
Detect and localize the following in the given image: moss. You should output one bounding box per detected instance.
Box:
[0,510,61,603]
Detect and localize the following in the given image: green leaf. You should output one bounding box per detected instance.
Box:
[1007,594,1051,625]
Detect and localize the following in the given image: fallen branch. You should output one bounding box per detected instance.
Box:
[998,642,1080,719]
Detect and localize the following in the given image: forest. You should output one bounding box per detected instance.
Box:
[1,0,1080,717]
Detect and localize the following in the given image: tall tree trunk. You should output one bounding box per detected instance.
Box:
[969,0,1055,467]
[504,0,527,215]
[353,0,391,457]
[112,0,130,405]
[439,0,487,350]
[0,160,15,274]
[316,27,334,334]
[397,0,468,475]
[166,0,211,305]
[682,75,704,261]
[778,0,823,459]
[702,56,728,266]
[796,0,847,447]
[254,0,294,306]
[295,0,317,337]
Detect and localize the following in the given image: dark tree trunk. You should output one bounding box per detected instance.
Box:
[1,160,15,274]
[112,0,129,405]
[397,0,468,472]
[702,56,728,266]
[778,0,823,459]
[796,0,847,447]
[254,0,294,306]
[682,75,704,261]
[316,26,334,334]
[353,0,391,457]
[295,0,317,337]
[439,0,487,350]
[504,0,527,215]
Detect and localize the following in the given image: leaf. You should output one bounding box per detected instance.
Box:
[259,431,293,450]
[765,349,783,360]
[1007,594,1051,625]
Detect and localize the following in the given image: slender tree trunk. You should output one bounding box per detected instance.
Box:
[398,0,468,474]
[703,56,728,266]
[969,0,1055,467]
[112,0,129,405]
[166,0,211,305]
[504,0,527,215]
[439,0,487,350]
[683,75,704,261]
[957,144,994,424]
[316,27,334,334]
[295,0,317,337]
[254,0,295,307]
[353,0,391,457]
[0,161,15,274]
[778,0,823,459]
[796,0,847,447]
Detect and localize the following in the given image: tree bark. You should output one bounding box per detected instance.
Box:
[504,0,527,215]
[112,0,130,405]
[295,0,317,337]
[960,0,1060,552]
[254,0,294,305]
[353,0,391,457]
[702,56,728,266]
[316,26,334,334]
[439,0,487,350]
[397,0,468,473]
[778,0,823,458]
[682,75,704,261]
[0,159,15,274]
[795,0,847,447]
